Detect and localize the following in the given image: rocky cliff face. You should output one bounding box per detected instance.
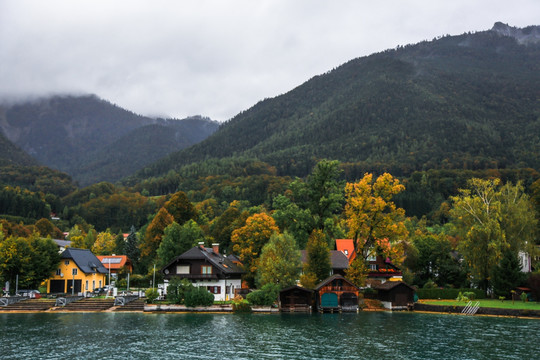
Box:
[492,22,540,44]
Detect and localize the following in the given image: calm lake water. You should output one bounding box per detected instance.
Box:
[0,311,538,359]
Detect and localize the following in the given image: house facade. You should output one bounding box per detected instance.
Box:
[374,281,416,310]
[314,274,360,312]
[161,243,244,301]
[46,248,108,294]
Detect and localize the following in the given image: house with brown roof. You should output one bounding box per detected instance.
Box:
[300,250,349,277]
[374,281,415,310]
[314,274,359,312]
[161,243,244,301]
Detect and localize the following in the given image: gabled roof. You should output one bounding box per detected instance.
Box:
[300,250,349,270]
[61,248,108,274]
[163,246,244,275]
[314,274,358,291]
[52,239,72,248]
[374,281,415,292]
[97,255,132,270]
[279,285,314,294]
[335,239,357,263]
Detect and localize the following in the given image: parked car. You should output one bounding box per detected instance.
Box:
[18,290,41,298]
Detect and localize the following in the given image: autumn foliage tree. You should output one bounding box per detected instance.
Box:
[164,191,198,225]
[343,173,408,261]
[92,230,116,255]
[140,208,174,268]
[231,213,279,287]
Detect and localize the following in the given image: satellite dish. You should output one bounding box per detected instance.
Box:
[164,269,169,274]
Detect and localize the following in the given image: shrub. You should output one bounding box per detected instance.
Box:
[232,296,252,313]
[417,288,485,300]
[145,288,159,304]
[167,278,194,304]
[520,292,528,302]
[246,283,279,306]
[184,287,214,307]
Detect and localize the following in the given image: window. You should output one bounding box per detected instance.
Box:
[55,268,61,276]
[64,260,70,265]
[201,265,212,275]
[370,264,377,271]
[207,286,221,294]
[86,280,88,291]
[176,265,190,274]
[72,268,78,275]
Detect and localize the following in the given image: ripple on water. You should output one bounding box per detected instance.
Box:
[1,312,539,359]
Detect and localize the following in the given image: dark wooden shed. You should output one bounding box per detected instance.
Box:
[314,275,359,312]
[374,281,415,310]
[279,285,314,312]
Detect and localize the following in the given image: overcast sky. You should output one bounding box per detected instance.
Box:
[1,1,538,122]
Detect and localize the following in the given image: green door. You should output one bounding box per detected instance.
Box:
[321,293,338,308]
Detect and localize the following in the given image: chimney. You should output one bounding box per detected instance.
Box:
[212,243,220,254]
[198,241,205,249]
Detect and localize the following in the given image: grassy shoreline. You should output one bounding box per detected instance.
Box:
[419,299,540,311]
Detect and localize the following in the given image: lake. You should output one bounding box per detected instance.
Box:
[0,311,538,359]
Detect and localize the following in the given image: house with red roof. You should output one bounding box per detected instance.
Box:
[335,238,403,286]
[96,255,133,277]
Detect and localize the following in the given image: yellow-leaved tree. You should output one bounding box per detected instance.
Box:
[231,213,279,287]
[343,173,408,286]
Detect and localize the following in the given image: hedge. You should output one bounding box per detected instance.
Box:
[417,288,486,300]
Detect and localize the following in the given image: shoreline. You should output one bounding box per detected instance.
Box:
[2,303,539,319]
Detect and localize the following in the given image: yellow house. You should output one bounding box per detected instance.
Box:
[46,248,108,294]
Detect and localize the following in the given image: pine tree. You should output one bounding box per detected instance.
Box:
[125,225,140,266]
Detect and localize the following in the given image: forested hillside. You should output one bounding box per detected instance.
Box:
[0,96,218,185]
[0,131,38,167]
[131,23,540,181]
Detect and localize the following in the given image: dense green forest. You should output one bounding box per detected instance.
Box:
[1,24,539,298]
[0,96,218,185]
[128,27,539,182]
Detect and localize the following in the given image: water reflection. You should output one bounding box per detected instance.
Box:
[0,312,538,359]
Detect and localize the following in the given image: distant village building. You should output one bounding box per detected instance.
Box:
[97,255,133,277]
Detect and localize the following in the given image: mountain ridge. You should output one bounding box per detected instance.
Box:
[0,95,219,185]
[126,23,539,184]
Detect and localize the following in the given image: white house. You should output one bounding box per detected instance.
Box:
[160,243,244,301]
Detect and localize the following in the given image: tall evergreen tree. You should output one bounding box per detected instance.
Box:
[125,225,140,267]
[491,250,525,298]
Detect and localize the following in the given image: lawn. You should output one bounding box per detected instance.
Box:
[420,299,540,310]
